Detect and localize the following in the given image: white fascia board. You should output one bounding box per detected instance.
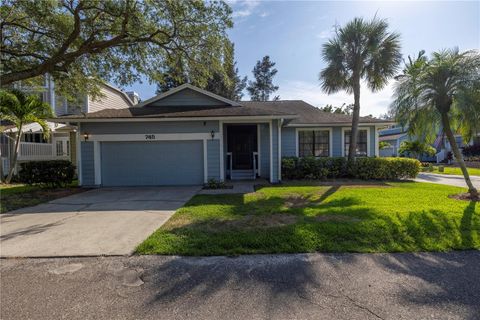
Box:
[88,133,218,142]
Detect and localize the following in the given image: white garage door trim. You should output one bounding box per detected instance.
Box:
[90,132,222,185]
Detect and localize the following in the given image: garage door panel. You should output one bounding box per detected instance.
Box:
[101,141,203,186]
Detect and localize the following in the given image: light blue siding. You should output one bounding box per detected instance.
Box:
[100,141,204,186]
[151,88,228,107]
[80,141,95,185]
[207,139,220,180]
[259,123,270,179]
[271,120,280,183]
[281,127,296,157]
[81,121,219,135]
[332,127,343,157]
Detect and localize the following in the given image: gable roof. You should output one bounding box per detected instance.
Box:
[101,83,134,107]
[136,83,242,108]
[51,84,391,125]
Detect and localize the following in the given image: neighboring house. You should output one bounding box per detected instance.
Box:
[53,84,390,187]
[1,76,136,175]
[379,125,472,163]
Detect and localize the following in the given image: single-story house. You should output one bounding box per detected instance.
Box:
[54,84,390,186]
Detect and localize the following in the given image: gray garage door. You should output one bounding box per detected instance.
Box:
[101,141,204,186]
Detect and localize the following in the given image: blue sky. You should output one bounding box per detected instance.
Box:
[125,0,479,116]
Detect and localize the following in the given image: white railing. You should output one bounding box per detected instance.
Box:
[436,149,446,164]
[226,152,233,178]
[18,142,69,161]
[252,151,258,179]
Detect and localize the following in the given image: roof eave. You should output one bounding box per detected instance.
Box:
[286,122,394,127]
[49,114,298,123]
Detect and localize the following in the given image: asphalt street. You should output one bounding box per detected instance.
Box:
[1,251,479,320]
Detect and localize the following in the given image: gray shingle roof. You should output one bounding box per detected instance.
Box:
[241,100,389,124]
[54,100,389,124]
[55,104,295,119]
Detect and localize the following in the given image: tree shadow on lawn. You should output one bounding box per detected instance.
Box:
[146,186,479,255]
[140,198,480,319]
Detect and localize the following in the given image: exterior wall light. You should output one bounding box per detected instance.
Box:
[210,130,215,139]
[83,132,89,141]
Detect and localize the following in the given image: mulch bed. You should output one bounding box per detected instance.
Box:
[448,193,480,202]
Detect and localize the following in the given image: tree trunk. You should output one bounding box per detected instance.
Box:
[440,112,478,198]
[5,124,22,184]
[348,79,361,162]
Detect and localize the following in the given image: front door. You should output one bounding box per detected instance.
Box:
[227,125,257,170]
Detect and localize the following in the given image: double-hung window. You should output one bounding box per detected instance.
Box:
[298,130,330,157]
[344,129,368,156]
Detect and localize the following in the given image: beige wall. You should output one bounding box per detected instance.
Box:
[88,85,132,113]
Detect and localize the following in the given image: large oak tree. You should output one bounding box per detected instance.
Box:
[0,0,232,98]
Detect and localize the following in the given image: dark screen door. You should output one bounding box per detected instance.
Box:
[227,125,257,170]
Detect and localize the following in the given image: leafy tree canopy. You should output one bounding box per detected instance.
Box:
[319,103,353,115]
[0,0,233,100]
[398,140,436,159]
[247,55,279,101]
[319,16,401,161]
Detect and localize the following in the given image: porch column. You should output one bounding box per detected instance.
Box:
[268,119,282,184]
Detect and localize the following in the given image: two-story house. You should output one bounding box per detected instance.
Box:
[1,75,137,176]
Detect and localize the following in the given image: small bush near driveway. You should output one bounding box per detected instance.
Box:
[137,182,479,256]
[282,157,420,180]
[19,160,75,187]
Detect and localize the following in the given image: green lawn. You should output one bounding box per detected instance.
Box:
[427,166,480,176]
[137,182,479,255]
[0,181,84,213]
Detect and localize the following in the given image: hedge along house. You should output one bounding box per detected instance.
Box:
[53,84,390,187]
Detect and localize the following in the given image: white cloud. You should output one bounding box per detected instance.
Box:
[277,80,395,117]
[316,26,335,39]
[230,0,260,18]
[259,11,269,18]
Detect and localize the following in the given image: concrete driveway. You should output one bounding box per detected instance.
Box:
[0,187,200,257]
[416,172,480,188]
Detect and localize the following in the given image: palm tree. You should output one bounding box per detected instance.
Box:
[391,48,480,199]
[320,17,402,162]
[0,89,53,183]
[398,140,436,160]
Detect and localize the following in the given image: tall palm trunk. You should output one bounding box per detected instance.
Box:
[441,112,478,198]
[5,123,22,184]
[348,78,361,162]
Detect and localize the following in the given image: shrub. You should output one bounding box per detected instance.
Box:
[462,144,480,160]
[282,157,420,181]
[19,160,75,187]
[204,178,227,189]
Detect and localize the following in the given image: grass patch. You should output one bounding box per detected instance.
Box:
[428,166,480,176]
[137,182,480,256]
[0,181,85,213]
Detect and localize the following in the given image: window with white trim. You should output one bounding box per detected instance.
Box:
[344,129,368,156]
[298,130,329,157]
